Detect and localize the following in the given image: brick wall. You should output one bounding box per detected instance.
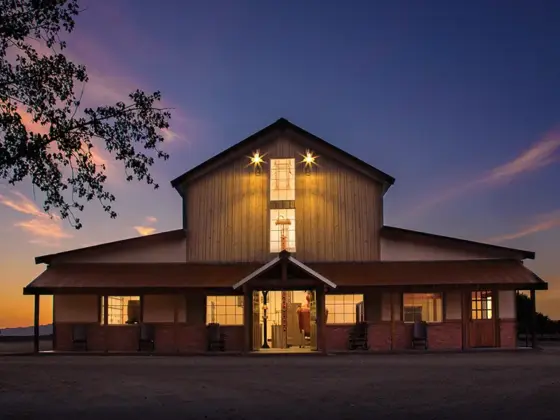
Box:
[368,323,391,351]
[427,321,462,350]
[500,319,517,348]
[325,325,353,351]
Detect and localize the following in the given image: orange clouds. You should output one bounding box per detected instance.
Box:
[0,191,72,245]
[133,216,158,236]
[133,226,157,236]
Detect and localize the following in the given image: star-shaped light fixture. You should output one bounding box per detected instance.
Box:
[248,150,266,175]
[300,149,318,175]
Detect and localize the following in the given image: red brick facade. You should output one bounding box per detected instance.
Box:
[54,319,517,352]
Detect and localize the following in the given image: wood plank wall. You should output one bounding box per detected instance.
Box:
[184,135,383,263]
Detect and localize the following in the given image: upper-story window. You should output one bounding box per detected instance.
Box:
[270,158,295,201]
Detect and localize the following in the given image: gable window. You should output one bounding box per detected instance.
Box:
[403,293,442,323]
[101,296,141,325]
[270,209,296,252]
[206,296,244,325]
[270,158,295,201]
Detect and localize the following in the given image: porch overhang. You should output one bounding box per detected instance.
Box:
[232,252,338,290]
[22,257,547,296]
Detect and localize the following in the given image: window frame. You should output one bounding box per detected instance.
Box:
[100,295,142,326]
[402,293,443,324]
[471,290,493,320]
[270,158,296,202]
[206,295,244,326]
[325,294,365,325]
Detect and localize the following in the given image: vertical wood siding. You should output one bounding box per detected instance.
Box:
[184,135,382,262]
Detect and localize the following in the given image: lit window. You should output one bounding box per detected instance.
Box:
[326,294,364,324]
[270,158,295,201]
[471,291,493,320]
[101,296,141,325]
[206,296,244,325]
[270,209,296,252]
[403,293,442,323]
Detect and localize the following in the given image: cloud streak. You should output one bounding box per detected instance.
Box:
[0,191,73,245]
[134,226,156,236]
[487,210,560,243]
[403,129,560,218]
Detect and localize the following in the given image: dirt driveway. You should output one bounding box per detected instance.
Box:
[0,352,559,419]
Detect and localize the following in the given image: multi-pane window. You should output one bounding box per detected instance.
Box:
[325,294,364,324]
[403,293,443,323]
[206,296,244,325]
[270,208,296,252]
[471,291,493,320]
[101,296,141,325]
[270,158,295,201]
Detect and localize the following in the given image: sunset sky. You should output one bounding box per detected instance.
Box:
[1,0,559,328]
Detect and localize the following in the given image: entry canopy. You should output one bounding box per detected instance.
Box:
[232,251,337,290]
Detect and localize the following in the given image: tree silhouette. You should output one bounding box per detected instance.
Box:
[516,293,560,335]
[0,0,171,229]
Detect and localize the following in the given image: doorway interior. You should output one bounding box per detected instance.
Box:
[252,290,317,352]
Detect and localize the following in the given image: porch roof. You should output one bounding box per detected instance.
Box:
[23,258,547,295]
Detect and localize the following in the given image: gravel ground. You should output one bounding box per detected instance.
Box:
[0,352,559,419]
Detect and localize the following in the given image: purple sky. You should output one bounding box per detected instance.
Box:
[1,0,559,326]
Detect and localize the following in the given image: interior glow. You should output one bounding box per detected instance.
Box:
[270,158,295,201]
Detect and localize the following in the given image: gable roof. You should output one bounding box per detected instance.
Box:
[35,229,185,265]
[232,253,337,290]
[170,118,395,194]
[381,225,535,260]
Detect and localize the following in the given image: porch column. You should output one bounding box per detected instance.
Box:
[530,289,537,349]
[243,285,253,353]
[33,294,40,353]
[316,286,327,354]
[461,290,468,350]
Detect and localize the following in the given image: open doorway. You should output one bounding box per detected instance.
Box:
[252,290,317,352]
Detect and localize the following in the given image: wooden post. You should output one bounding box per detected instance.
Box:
[243,285,253,354]
[33,294,40,353]
[390,292,395,351]
[461,290,468,350]
[493,289,500,347]
[530,289,537,349]
[103,295,109,352]
[52,296,57,351]
[316,286,327,354]
[174,295,179,353]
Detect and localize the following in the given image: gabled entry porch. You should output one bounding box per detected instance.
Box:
[233,251,337,354]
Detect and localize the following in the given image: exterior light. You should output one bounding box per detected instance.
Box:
[248,150,265,176]
[251,151,263,165]
[300,149,317,176]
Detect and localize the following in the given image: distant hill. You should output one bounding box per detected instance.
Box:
[0,324,53,337]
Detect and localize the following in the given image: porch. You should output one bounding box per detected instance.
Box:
[23,256,548,354]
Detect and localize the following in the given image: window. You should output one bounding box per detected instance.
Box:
[403,293,442,323]
[206,296,244,325]
[270,208,296,252]
[270,158,295,201]
[325,294,364,324]
[101,296,141,325]
[471,291,492,320]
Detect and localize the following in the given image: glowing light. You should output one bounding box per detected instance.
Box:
[251,151,264,165]
[248,150,265,176]
[300,150,318,176]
